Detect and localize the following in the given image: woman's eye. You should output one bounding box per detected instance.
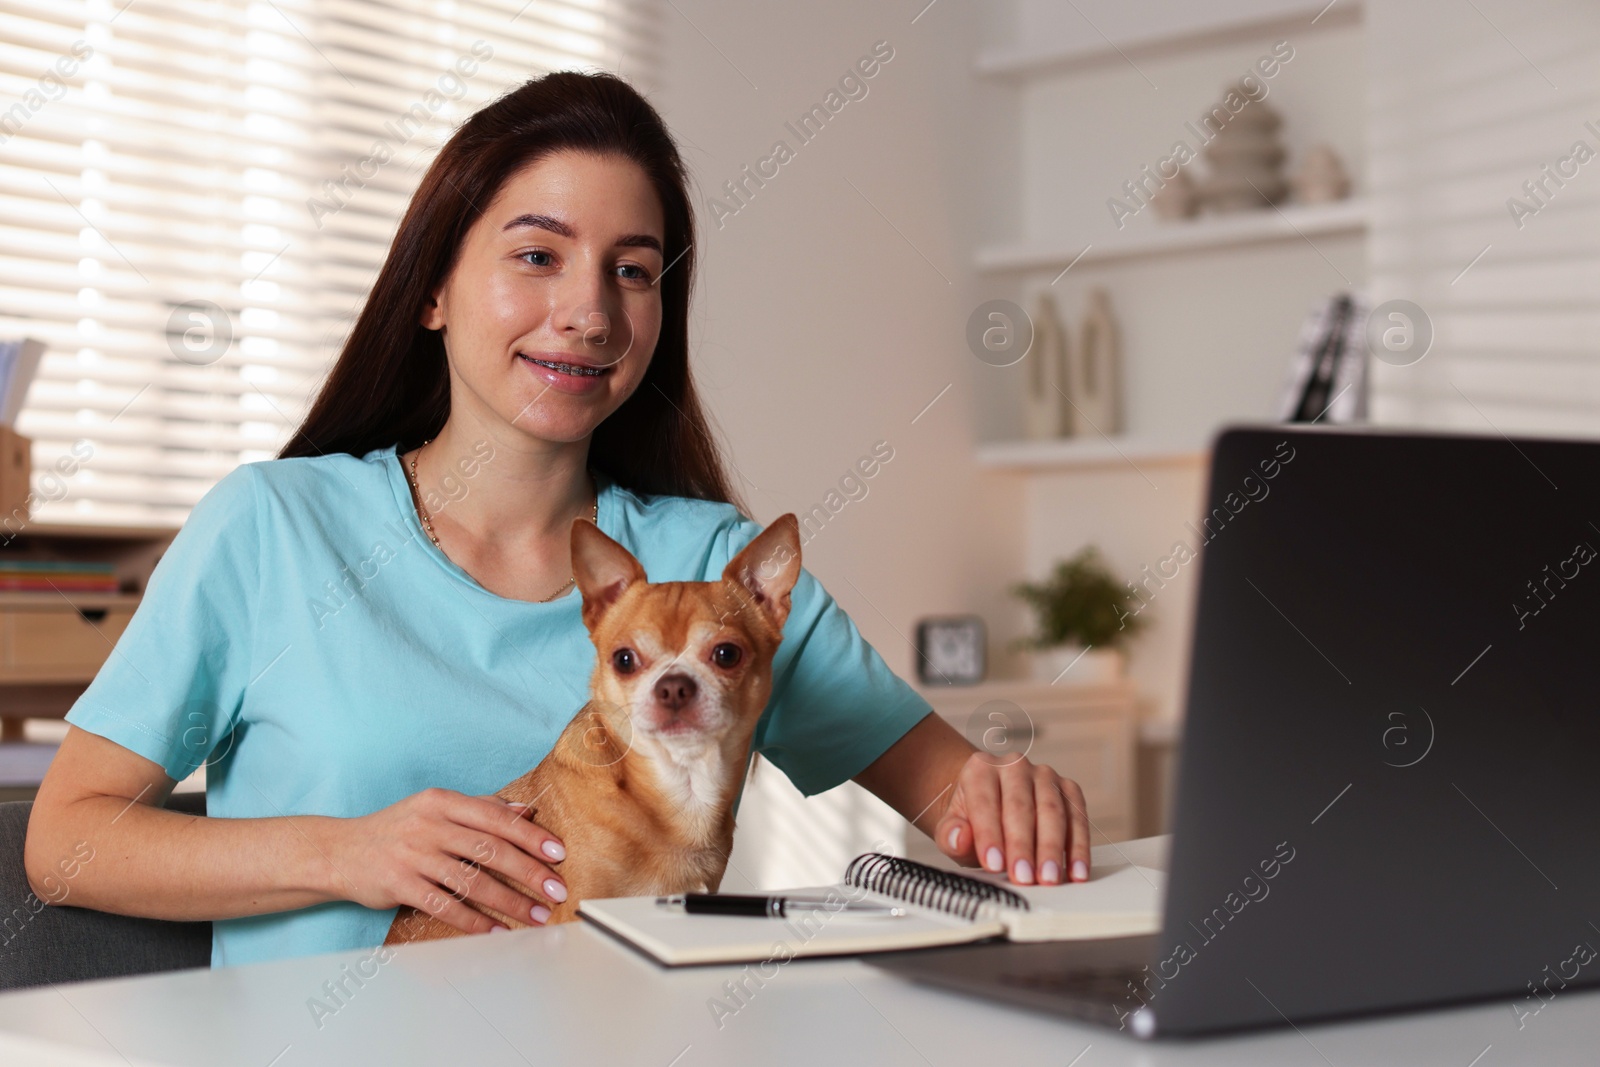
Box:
[612,648,637,674]
[520,250,554,267]
[617,263,652,284]
[711,643,742,669]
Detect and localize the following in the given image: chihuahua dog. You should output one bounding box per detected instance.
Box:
[386,512,801,944]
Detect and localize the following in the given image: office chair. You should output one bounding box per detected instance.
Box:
[0,793,211,991]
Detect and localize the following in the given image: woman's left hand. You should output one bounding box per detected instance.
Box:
[933,752,1090,885]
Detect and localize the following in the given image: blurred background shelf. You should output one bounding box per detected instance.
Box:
[976,436,1208,471]
[0,523,175,745]
[974,0,1362,80]
[0,592,142,611]
[975,198,1369,273]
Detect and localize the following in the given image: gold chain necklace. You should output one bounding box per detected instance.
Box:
[404,440,597,604]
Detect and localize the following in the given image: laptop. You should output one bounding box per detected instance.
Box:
[869,425,1600,1038]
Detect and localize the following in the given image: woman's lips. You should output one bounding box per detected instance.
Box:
[518,353,613,395]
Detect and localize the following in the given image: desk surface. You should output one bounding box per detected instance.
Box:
[1,836,1595,1066]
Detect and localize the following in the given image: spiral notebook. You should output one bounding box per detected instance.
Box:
[577,852,1164,966]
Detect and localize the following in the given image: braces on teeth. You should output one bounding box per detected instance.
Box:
[527,357,607,376]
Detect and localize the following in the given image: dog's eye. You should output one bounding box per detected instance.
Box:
[612,648,638,674]
[711,643,742,669]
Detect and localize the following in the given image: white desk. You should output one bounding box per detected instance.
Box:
[1,836,1596,1066]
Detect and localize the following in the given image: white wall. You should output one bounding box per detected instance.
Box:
[652,2,1024,681]
[651,2,1028,883]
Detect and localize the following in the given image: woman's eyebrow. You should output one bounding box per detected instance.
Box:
[501,213,662,254]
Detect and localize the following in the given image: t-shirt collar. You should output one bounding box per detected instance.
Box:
[379,444,615,605]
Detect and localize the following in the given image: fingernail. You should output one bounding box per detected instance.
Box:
[1040,860,1061,884]
[1014,859,1033,884]
[506,802,528,809]
[984,846,1004,872]
[489,924,509,934]
[947,826,960,851]
[541,839,565,861]
[1071,859,1088,882]
[529,904,551,924]
[543,878,568,903]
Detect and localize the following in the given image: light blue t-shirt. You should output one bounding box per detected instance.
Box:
[64,446,933,968]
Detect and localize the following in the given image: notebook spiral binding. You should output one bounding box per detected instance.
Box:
[843,852,1030,922]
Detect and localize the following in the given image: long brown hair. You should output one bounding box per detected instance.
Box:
[279,71,744,511]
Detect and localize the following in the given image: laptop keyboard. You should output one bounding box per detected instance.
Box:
[869,937,1162,1032]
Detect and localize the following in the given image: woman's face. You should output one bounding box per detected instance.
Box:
[422,149,666,446]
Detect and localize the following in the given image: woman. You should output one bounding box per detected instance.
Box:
[25,72,1091,968]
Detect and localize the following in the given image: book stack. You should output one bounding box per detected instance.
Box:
[0,337,43,524]
[0,560,119,594]
[0,338,44,427]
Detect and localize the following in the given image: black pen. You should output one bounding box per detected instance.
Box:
[655,893,908,918]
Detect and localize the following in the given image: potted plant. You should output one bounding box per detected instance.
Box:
[1008,546,1144,684]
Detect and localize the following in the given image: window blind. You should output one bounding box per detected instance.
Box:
[0,0,659,526]
[1366,0,1600,438]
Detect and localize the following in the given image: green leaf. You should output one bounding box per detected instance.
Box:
[1009,546,1144,650]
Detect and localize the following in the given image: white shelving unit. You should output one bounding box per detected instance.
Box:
[976,198,1368,274]
[967,2,1368,739]
[971,1,1367,458]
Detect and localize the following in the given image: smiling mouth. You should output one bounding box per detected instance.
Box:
[520,354,612,377]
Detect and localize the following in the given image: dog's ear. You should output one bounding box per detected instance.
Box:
[721,514,802,632]
[572,518,646,632]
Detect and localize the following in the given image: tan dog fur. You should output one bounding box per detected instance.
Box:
[386,512,801,945]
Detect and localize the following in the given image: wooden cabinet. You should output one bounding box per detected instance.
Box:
[904,680,1138,867]
[1,604,136,680]
[0,525,176,740]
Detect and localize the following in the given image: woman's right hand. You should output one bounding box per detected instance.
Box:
[326,788,568,935]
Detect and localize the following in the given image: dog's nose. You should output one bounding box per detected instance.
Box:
[653,672,698,711]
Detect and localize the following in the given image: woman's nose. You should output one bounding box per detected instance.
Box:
[555,289,633,365]
[569,302,611,346]
[552,269,611,340]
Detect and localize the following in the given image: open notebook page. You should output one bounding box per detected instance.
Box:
[578,861,1164,965]
[960,860,1165,941]
[578,886,1005,966]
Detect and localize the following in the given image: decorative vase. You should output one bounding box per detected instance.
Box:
[1022,289,1072,439]
[1030,644,1125,685]
[1197,79,1288,214]
[1069,288,1120,436]
[1149,165,1199,221]
[1291,143,1351,204]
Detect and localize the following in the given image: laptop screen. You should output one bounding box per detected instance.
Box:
[1154,426,1600,1036]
